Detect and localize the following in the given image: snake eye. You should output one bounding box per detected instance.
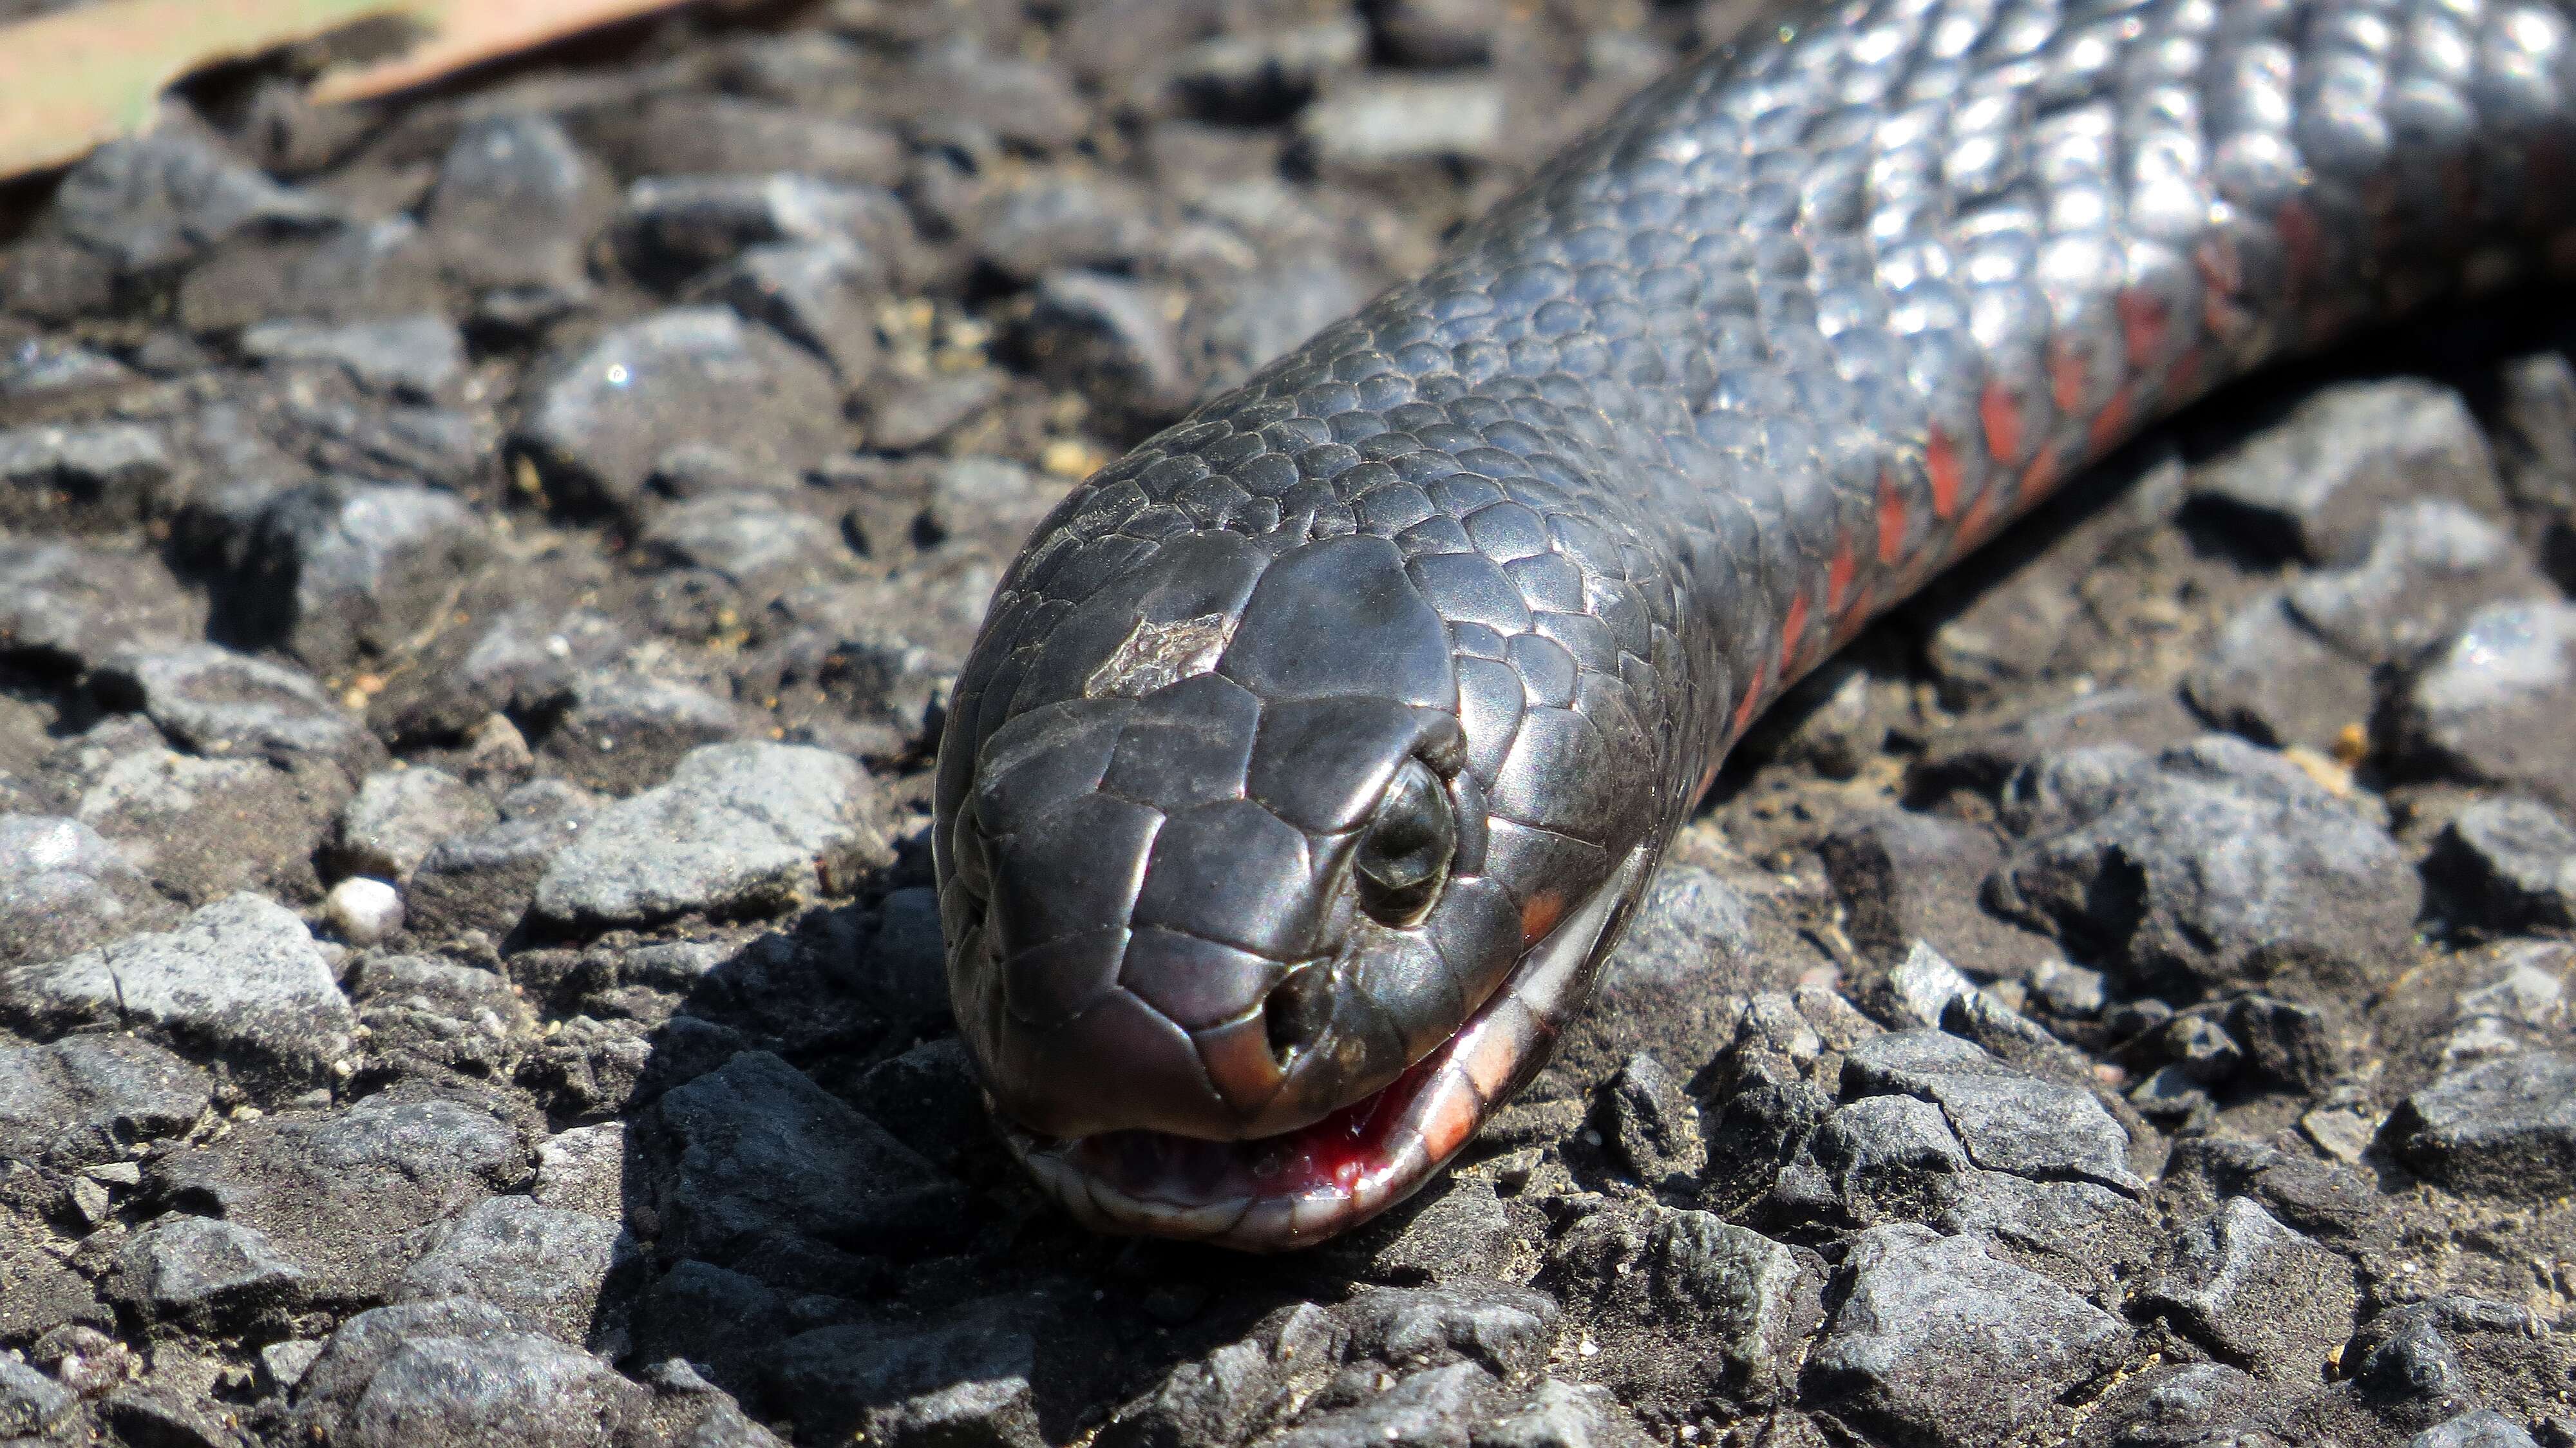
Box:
[1353,757,1455,928]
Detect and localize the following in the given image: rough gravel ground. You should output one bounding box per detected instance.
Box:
[0,1,2572,1445]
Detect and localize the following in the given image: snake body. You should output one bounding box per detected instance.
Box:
[933,0,2576,1250]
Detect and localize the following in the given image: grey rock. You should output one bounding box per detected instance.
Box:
[2183,591,2377,752]
[2285,499,2548,665]
[2398,600,2576,812]
[856,366,1004,452]
[109,1215,307,1331]
[642,1050,967,1277]
[1370,0,1504,67]
[1769,1094,1973,1226]
[2152,1012,2244,1085]
[638,491,852,600]
[178,211,446,332]
[1345,1174,1515,1286]
[2125,1063,2208,1121]
[2225,994,2341,1091]
[687,239,887,380]
[73,743,352,904]
[435,605,628,724]
[239,314,465,401]
[1907,687,2203,808]
[972,176,1160,283]
[1880,941,1979,1029]
[1101,1302,1347,1448]
[2432,797,2576,933]
[1,893,354,1084]
[1562,862,1762,1089]
[423,114,607,294]
[536,669,750,797]
[616,175,907,289]
[533,665,752,788]
[0,813,176,963]
[405,805,592,938]
[848,1038,983,1175]
[533,1123,626,1218]
[2454,944,2570,1040]
[260,386,486,495]
[0,1356,73,1436]
[1602,1053,1704,1191]
[533,741,882,928]
[350,951,533,1076]
[909,455,1068,557]
[2139,1196,2357,1382]
[2386,1050,2576,1196]
[1544,1205,1804,1410]
[1018,269,1197,429]
[0,1033,209,1169]
[1990,734,2419,998]
[2411,1412,2542,1448]
[1472,1380,1652,1448]
[768,1300,1041,1448]
[0,540,200,667]
[2161,1135,2382,1247]
[1933,1175,2159,1299]
[100,1386,249,1447]
[2085,1363,2268,1447]
[1300,77,1508,167]
[231,479,489,671]
[672,1396,794,1448]
[1801,1226,2132,1448]
[329,766,498,884]
[290,1298,647,1447]
[859,885,954,1030]
[261,1338,326,1391]
[1343,1283,1560,1377]
[395,1196,636,1349]
[2189,378,2508,564]
[2027,960,2107,1018]
[0,421,175,529]
[1841,1031,2142,1194]
[2348,1300,2492,1404]
[1269,1360,1500,1448]
[1184,259,1370,394]
[47,131,330,273]
[0,240,114,323]
[94,643,376,768]
[3,334,130,394]
[1168,19,1366,120]
[2496,350,2576,532]
[1819,810,2056,977]
[150,1089,522,1299]
[627,1259,828,1389]
[514,307,845,520]
[894,40,1089,149]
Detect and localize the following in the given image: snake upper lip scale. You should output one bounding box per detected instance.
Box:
[933,0,2576,1251]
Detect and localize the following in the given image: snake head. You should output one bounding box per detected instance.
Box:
[934,524,1655,1250]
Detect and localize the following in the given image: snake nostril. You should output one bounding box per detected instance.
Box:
[1262,966,1332,1069]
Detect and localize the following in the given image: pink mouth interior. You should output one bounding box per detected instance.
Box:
[1065,1060,1436,1204]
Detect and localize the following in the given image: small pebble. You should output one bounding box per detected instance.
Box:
[326,877,404,946]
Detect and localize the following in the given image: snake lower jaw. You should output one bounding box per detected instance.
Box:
[987,845,1654,1251]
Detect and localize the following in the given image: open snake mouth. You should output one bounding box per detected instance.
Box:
[989,845,1652,1252]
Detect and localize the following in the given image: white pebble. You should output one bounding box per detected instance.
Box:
[327,877,404,945]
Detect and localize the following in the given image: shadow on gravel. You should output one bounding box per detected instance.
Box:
[596,895,1368,1445]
